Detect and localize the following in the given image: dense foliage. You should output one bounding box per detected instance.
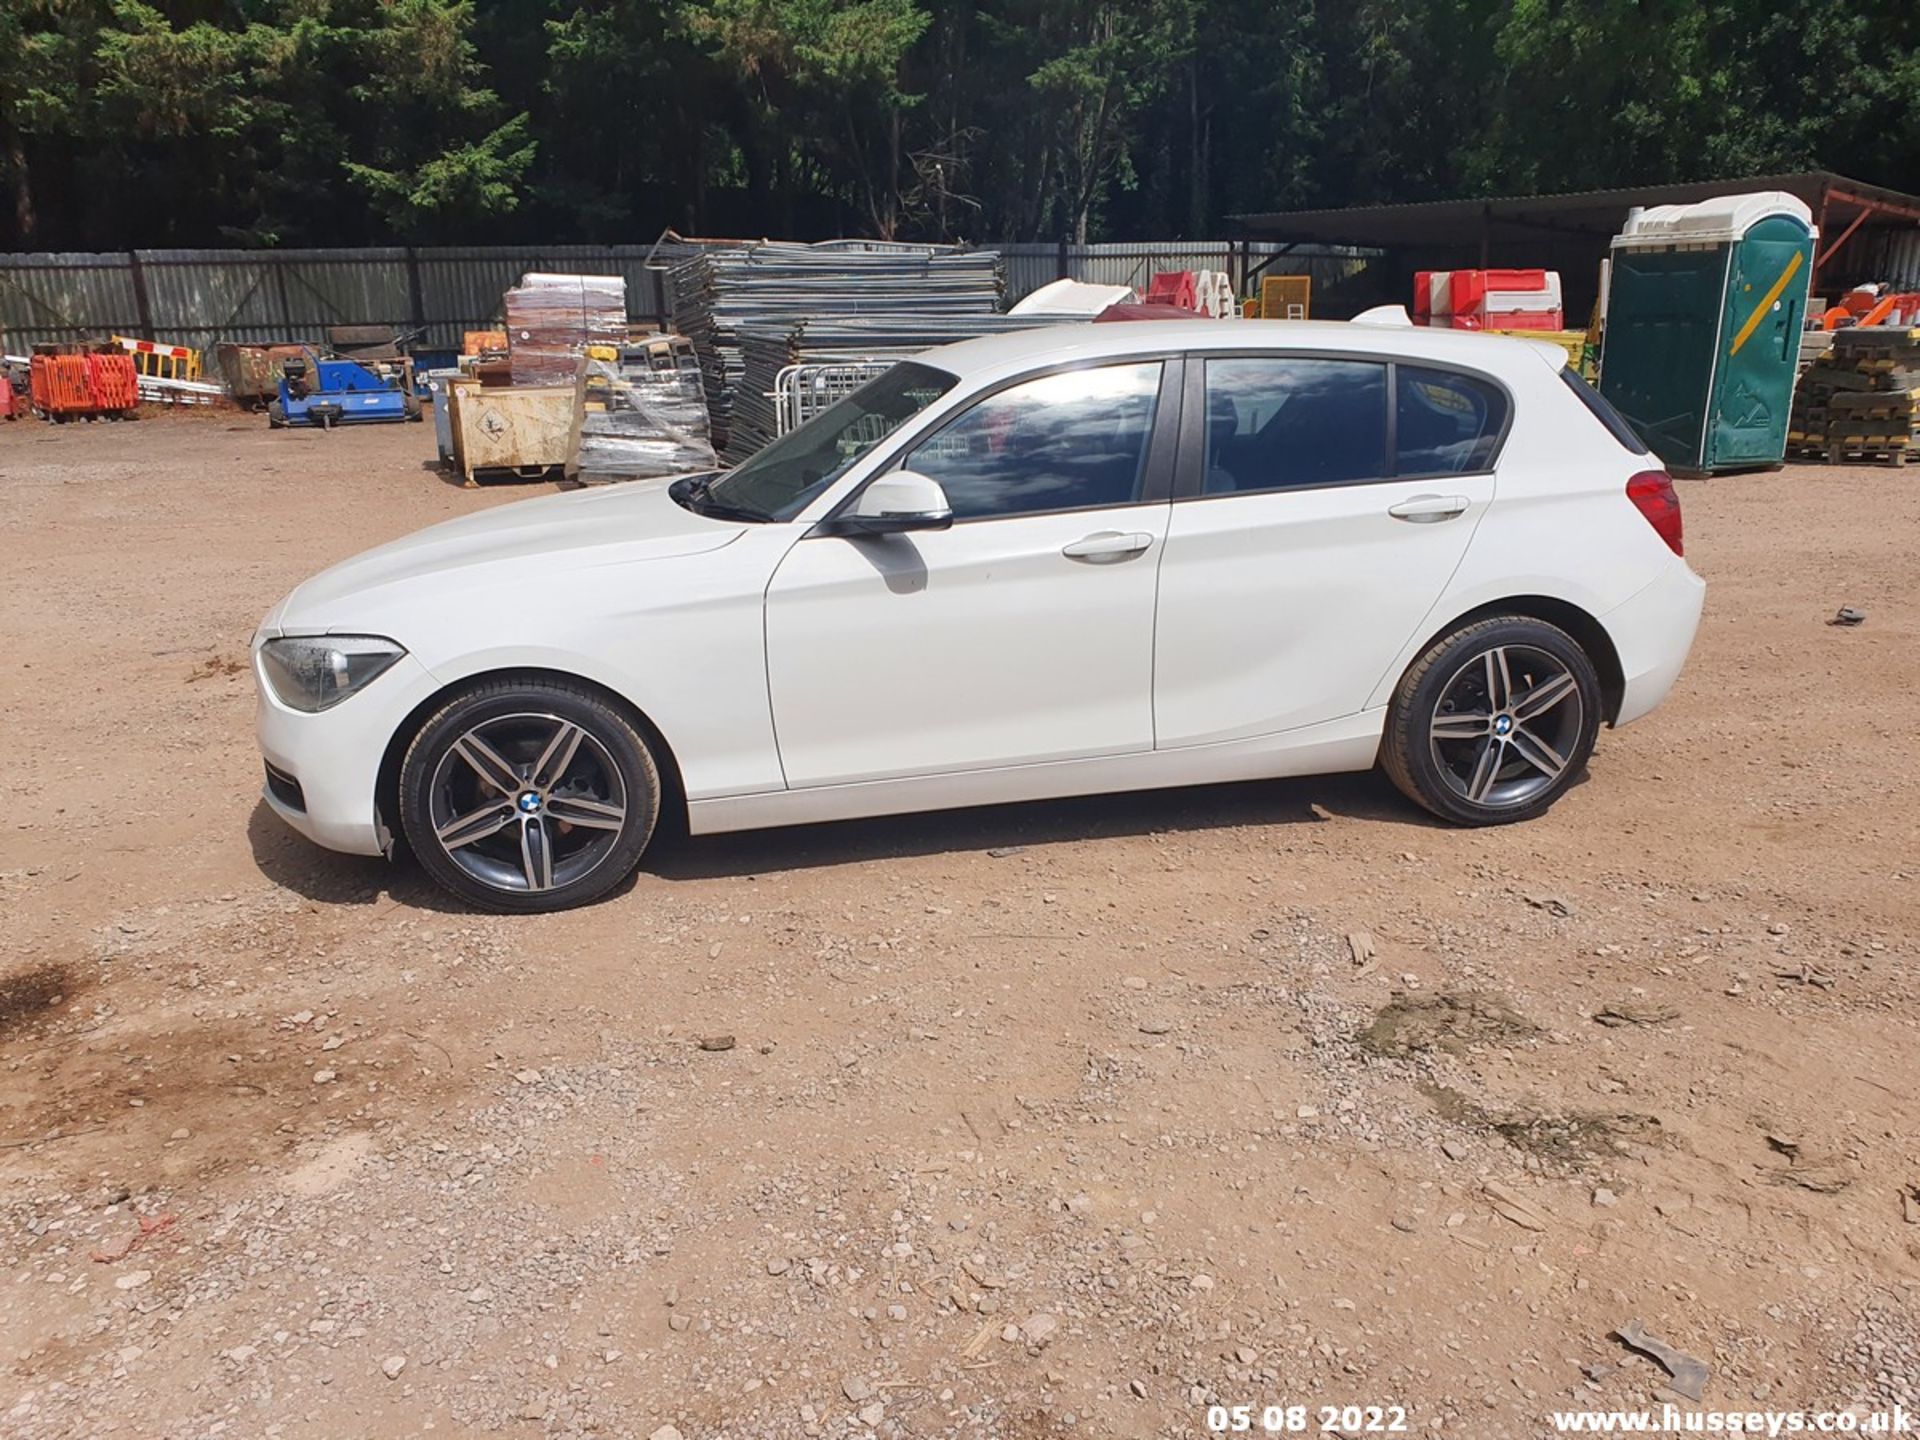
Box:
[5,0,1918,250]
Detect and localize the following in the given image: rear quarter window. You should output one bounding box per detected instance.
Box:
[1396,366,1508,475]
[1561,368,1650,454]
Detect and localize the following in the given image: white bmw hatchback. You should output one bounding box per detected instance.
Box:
[254,320,1704,911]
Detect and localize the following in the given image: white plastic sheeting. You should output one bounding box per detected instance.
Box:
[1008,279,1136,317]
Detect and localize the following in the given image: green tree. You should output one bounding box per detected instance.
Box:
[307,0,536,240]
[687,0,930,235]
[5,0,1920,250]
[0,1,108,245]
[543,0,719,236]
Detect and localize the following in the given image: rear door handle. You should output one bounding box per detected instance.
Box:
[1062,530,1154,562]
[1387,494,1471,523]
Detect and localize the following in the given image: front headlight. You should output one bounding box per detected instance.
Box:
[258,635,406,713]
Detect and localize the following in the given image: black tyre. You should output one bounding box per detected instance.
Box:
[397,677,661,913]
[1380,615,1600,826]
[267,400,287,429]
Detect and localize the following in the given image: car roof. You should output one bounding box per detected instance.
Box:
[923,318,1569,380]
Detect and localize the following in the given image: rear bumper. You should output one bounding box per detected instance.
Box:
[1603,560,1706,726]
[254,650,443,856]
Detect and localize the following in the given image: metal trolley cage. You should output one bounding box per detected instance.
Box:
[771,359,901,438]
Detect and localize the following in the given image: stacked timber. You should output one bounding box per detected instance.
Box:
[1790,327,1920,467]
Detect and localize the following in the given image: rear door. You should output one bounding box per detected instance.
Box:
[1152,354,1506,748]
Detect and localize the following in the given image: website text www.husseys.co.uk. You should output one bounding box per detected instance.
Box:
[1548,1404,1912,1435]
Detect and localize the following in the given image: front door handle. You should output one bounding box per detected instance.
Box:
[1062,530,1154,563]
[1387,494,1471,523]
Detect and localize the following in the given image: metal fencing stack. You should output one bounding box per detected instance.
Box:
[730,314,1066,459]
[666,242,1004,456]
[770,359,896,439]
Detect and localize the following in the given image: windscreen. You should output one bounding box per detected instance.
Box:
[706,361,959,521]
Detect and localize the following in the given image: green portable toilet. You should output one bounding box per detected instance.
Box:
[1599,191,1816,473]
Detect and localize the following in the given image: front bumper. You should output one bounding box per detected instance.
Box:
[254,649,443,856]
[1603,560,1707,726]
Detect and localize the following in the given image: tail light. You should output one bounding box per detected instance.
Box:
[1626,469,1683,556]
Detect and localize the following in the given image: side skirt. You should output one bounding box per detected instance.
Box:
[686,710,1387,836]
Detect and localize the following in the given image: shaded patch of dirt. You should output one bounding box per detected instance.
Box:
[1492,1108,1663,1165]
[0,1003,460,1192]
[1426,1083,1663,1167]
[0,961,78,1040]
[1357,990,1539,1058]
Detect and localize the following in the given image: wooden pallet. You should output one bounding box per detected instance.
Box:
[1790,443,1912,467]
[1804,449,1912,470]
[1829,447,1910,468]
[1828,427,1919,448]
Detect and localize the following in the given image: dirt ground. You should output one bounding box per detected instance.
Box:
[0,410,1916,1440]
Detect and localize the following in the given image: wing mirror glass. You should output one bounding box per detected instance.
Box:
[828,470,954,536]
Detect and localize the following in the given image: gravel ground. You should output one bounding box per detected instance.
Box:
[0,411,1916,1439]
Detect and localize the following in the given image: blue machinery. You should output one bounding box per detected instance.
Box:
[268,349,421,429]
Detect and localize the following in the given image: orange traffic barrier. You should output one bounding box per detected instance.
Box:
[30,354,93,414]
[87,353,140,410]
[1823,290,1920,330]
[28,350,142,416]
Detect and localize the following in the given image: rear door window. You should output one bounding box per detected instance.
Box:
[1202,357,1388,493]
[1396,366,1509,475]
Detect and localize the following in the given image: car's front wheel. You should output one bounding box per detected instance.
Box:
[1380,616,1600,826]
[397,677,661,912]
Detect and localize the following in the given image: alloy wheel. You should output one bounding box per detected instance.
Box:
[1427,644,1584,809]
[426,712,628,895]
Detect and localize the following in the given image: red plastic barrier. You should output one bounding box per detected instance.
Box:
[1145,270,1198,310]
[1480,309,1565,332]
[1448,268,1550,317]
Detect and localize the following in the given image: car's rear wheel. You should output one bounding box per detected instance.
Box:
[397,678,661,912]
[1380,616,1600,826]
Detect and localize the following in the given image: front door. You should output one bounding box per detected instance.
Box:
[765,360,1176,788]
[1153,355,1501,747]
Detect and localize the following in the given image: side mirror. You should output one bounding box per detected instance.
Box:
[827,470,954,536]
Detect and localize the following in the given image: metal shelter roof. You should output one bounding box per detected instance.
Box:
[1229,171,1920,316]
[1231,171,1920,256]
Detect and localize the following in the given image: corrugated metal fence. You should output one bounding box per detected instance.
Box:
[1001,240,1358,305]
[1857,230,1920,292]
[0,245,688,352]
[0,240,1360,352]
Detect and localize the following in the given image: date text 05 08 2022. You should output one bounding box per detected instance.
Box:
[1206,1404,1410,1434]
